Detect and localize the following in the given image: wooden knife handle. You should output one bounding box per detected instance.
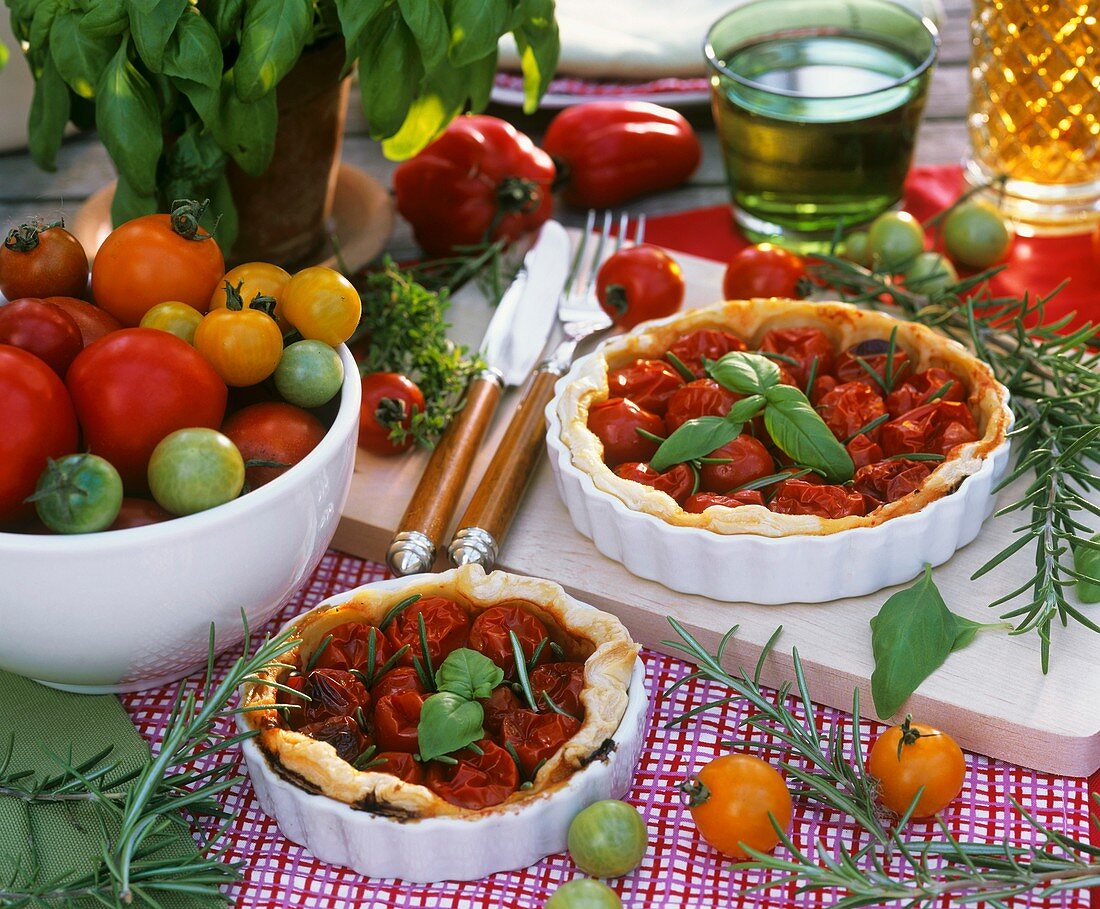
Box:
[387,372,502,575]
[448,368,561,569]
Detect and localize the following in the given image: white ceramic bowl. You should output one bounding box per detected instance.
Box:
[0,345,361,693]
[546,354,1013,605]
[238,573,648,883]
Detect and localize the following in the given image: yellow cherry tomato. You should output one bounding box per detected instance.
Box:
[193,289,284,387]
[209,262,292,330]
[281,266,361,346]
[866,718,964,818]
[140,301,204,345]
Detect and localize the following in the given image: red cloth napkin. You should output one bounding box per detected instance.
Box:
[644,165,1099,334]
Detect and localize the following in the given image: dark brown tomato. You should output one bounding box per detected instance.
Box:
[499,709,582,778]
[682,490,766,513]
[385,596,470,669]
[880,400,978,457]
[469,604,549,678]
[664,378,740,434]
[613,461,695,504]
[853,458,934,507]
[296,669,371,727]
[313,623,392,677]
[607,358,685,416]
[424,739,520,809]
[699,434,774,494]
[529,662,586,718]
[481,684,524,736]
[370,666,426,700]
[886,367,967,418]
[586,397,665,467]
[371,751,425,784]
[0,223,89,300]
[373,691,426,753]
[816,381,888,443]
[297,716,371,764]
[666,328,747,379]
[835,338,912,389]
[768,478,867,519]
[758,327,835,387]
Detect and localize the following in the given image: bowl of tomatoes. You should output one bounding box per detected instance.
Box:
[0,208,363,692]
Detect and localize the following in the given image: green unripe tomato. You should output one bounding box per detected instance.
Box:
[943,201,1012,268]
[840,230,872,267]
[274,339,344,408]
[904,252,959,298]
[1074,533,1100,604]
[567,800,648,878]
[868,211,925,272]
[544,879,622,909]
[148,428,245,516]
[32,454,123,533]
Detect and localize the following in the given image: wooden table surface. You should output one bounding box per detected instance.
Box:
[0,0,973,251]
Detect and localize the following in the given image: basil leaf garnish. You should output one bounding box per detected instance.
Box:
[762,384,854,483]
[417,691,485,761]
[708,351,782,395]
[434,647,505,700]
[650,417,742,473]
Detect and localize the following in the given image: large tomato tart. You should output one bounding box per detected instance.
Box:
[243,565,639,819]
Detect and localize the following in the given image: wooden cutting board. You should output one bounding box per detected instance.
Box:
[333,245,1100,778]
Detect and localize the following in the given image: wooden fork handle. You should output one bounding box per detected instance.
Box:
[448,366,563,571]
[387,371,502,576]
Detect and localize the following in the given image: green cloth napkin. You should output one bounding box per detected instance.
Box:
[0,670,226,909]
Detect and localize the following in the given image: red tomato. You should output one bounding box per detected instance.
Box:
[385,597,470,669]
[295,669,371,728]
[371,666,427,701]
[425,739,519,809]
[853,458,934,507]
[481,684,524,736]
[358,372,424,456]
[0,222,88,300]
[667,329,747,379]
[699,435,774,494]
[664,378,739,435]
[758,327,835,387]
[810,373,839,404]
[222,401,326,489]
[44,296,122,346]
[769,478,867,519]
[0,345,79,526]
[393,116,555,257]
[587,397,665,467]
[817,381,888,442]
[529,662,586,718]
[90,202,225,326]
[66,329,227,491]
[0,298,83,376]
[499,709,581,777]
[297,716,370,764]
[372,751,425,784]
[109,497,173,530]
[541,101,701,208]
[886,368,967,418]
[373,691,426,753]
[722,244,805,300]
[683,490,766,513]
[468,604,549,678]
[613,462,695,504]
[314,623,392,677]
[846,434,885,470]
[835,339,913,389]
[596,245,685,330]
[607,358,684,416]
[881,401,978,457]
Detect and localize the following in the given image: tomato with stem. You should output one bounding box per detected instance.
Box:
[0,221,88,300]
[281,266,361,346]
[596,245,685,330]
[221,401,326,489]
[866,717,965,818]
[193,285,284,387]
[358,372,424,455]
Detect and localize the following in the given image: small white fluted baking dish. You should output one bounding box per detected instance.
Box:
[238,573,648,883]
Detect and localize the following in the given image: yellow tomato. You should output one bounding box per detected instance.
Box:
[281,266,361,346]
[210,262,292,330]
[140,301,204,345]
[867,719,965,818]
[193,298,284,387]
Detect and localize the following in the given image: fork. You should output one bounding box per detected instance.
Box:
[447,210,646,571]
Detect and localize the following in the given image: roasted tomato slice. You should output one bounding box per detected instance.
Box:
[853,458,934,506]
[370,666,427,700]
[373,691,426,753]
[769,478,867,519]
[529,662,586,717]
[295,669,371,727]
[664,378,740,434]
[667,328,746,379]
[880,400,978,457]
[587,397,665,467]
[683,490,766,513]
[758,327,835,387]
[297,716,371,764]
[613,461,695,504]
[607,358,685,416]
[386,596,470,669]
[469,604,550,678]
[425,739,520,809]
[500,709,582,778]
[835,338,913,389]
[846,433,885,469]
[371,750,425,784]
[699,434,774,494]
[817,380,888,443]
[481,684,524,736]
[313,623,392,676]
[886,367,967,418]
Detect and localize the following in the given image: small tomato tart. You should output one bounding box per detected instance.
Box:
[243,565,639,819]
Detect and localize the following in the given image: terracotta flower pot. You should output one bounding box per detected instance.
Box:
[227,37,351,268]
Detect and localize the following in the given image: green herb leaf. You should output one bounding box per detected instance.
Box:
[357,9,424,141]
[1074,532,1100,604]
[162,10,222,89]
[334,0,387,60]
[434,648,505,701]
[27,54,70,172]
[207,0,245,46]
[650,417,744,473]
[417,691,484,761]
[465,50,499,112]
[50,9,118,98]
[950,616,987,653]
[95,40,163,197]
[128,0,187,72]
[397,0,449,71]
[213,68,277,176]
[234,0,312,102]
[510,0,559,113]
[79,0,128,39]
[110,175,158,226]
[708,351,782,395]
[763,384,854,483]
[449,0,509,67]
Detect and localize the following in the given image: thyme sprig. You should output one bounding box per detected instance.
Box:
[809,255,1100,671]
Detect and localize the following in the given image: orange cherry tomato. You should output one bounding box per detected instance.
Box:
[193,288,283,387]
[682,753,793,859]
[91,201,225,326]
[866,718,965,818]
[210,262,292,331]
[281,266,361,346]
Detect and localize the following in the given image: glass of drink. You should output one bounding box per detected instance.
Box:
[966,0,1100,235]
[705,0,939,250]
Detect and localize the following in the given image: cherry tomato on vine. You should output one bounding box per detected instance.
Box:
[867,719,965,818]
[281,266,361,346]
[140,301,204,345]
[221,401,326,489]
[44,296,121,347]
[358,372,424,455]
[0,298,83,376]
[722,243,805,300]
[586,397,664,467]
[147,428,244,515]
[210,262,291,329]
[596,245,684,330]
[567,799,648,877]
[274,340,344,409]
[681,753,792,859]
[193,288,284,387]
[0,221,88,301]
[31,454,123,534]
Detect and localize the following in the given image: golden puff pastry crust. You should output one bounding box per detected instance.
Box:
[556,298,1011,537]
[243,565,639,819]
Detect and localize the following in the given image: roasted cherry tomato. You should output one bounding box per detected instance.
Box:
[810,373,838,404]
[372,691,426,752]
[664,378,739,435]
[853,458,934,507]
[758,327,835,387]
[297,716,370,764]
[683,490,766,513]
[91,201,225,325]
[394,116,555,257]
[500,709,581,778]
[386,597,470,669]
[425,739,520,809]
[221,401,326,489]
[880,400,978,457]
[769,478,867,519]
[817,380,888,443]
[313,623,392,677]
[31,453,123,534]
[607,359,684,416]
[295,669,371,728]
[358,372,424,456]
[0,221,88,300]
[682,753,793,860]
[586,397,665,468]
[886,367,967,418]
[140,301,204,345]
[846,434,885,470]
[834,339,912,389]
[699,434,774,494]
[567,800,648,878]
[613,462,695,504]
[109,497,173,530]
[281,266,362,346]
[481,684,524,736]
[0,298,83,376]
[596,245,685,330]
[193,288,284,387]
[542,101,701,208]
[722,244,805,300]
[469,604,549,678]
[210,262,292,330]
[371,666,427,701]
[371,751,425,784]
[529,662,586,718]
[867,719,965,818]
[667,329,747,379]
[44,296,121,346]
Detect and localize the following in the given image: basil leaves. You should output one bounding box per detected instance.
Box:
[415,647,504,761]
[649,395,764,473]
[763,386,854,484]
[708,351,782,394]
